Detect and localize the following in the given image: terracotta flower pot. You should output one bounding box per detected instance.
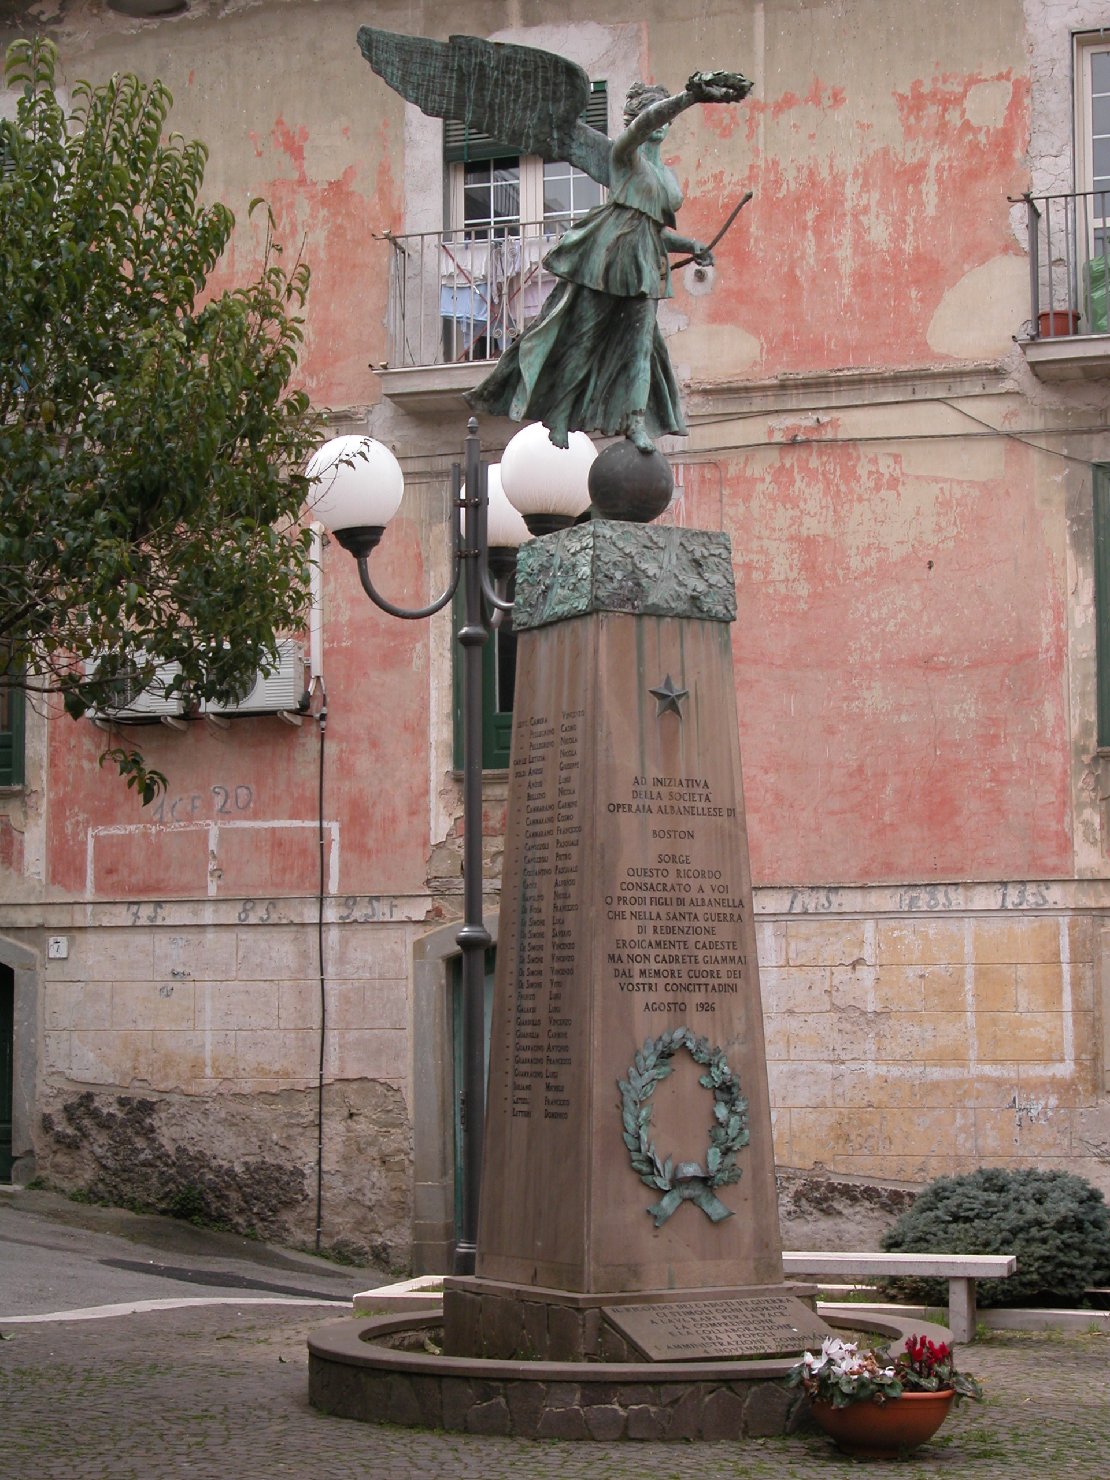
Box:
[1038,309,1080,337]
[810,1389,956,1459]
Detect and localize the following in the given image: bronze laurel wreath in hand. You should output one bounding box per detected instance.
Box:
[686,69,753,104]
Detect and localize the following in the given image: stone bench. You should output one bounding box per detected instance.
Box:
[355,1257,1016,1345]
[782,1251,1017,1344]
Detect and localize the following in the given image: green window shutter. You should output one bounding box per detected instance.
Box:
[1096,464,1110,748]
[451,580,517,771]
[444,80,608,162]
[0,682,25,788]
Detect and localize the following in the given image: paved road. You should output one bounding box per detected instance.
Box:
[1,1190,1108,1478]
[0,1187,361,1320]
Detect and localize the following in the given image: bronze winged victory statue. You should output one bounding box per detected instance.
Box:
[358,29,752,453]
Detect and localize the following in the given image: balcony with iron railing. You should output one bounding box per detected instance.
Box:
[1015,189,1110,380]
[377,224,567,409]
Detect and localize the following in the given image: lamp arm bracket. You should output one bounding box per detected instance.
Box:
[356,553,460,620]
[479,564,515,614]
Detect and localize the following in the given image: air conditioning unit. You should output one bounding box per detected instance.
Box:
[86,656,187,725]
[201,639,306,718]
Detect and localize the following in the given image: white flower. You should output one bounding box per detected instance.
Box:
[801,1338,862,1378]
[823,1338,858,1371]
[823,1337,857,1360]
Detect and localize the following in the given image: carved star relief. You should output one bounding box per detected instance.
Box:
[649,674,688,717]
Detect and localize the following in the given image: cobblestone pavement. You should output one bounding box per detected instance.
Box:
[1,1303,1107,1480]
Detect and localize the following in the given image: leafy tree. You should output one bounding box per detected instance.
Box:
[0,38,324,798]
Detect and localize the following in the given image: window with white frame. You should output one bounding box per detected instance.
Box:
[1077,37,1110,200]
[457,157,524,240]
[1075,36,1110,329]
[440,84,607,361]
[447,154,606,238]
[540,157,606,231]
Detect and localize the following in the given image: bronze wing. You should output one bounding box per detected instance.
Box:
[357,27,611,187]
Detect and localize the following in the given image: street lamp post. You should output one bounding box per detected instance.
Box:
[306,418,592,1274]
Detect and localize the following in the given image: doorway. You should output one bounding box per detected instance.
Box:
[410,916,499,1273]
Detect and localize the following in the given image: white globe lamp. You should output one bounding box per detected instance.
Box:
[499,423,595,535]
[305,435,405,558]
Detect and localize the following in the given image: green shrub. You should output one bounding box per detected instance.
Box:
[879,1167,1110,1307]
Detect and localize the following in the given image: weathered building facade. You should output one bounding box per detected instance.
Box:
[4,0,1110,1268]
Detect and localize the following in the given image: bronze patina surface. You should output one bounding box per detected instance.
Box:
[358,28,752,453]
[512,522,737,630]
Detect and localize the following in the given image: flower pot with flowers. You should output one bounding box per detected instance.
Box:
[787,1333,982,1459]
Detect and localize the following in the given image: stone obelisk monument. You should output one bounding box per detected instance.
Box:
[445,518,827,1363]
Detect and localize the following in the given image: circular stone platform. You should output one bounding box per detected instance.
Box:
[307,1307,950,1440]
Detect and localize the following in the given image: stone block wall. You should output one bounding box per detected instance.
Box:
[17,883,1110,1269]
[756,886,1106,1197]
[27,904,421,1266]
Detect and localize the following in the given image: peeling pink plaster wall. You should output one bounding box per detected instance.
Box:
[45,533,432,901]
[683,68,1030,375]
[15,4,1058,906]
[202,112,401,408]
[703,437,1071,886]
[34,13,421,904]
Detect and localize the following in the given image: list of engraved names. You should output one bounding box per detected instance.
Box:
[504,708,584,1123]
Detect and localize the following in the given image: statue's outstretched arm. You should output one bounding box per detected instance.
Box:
[613,69,753,165]
[662,227,712,260]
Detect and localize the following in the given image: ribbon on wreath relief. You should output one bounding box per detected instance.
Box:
[647,1160,735,1228]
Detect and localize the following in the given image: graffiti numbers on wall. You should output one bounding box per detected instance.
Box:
[997,882,1050,910]
[896,885,962,912]
[237,899,280,924]
[897,883,1051,911]
[786,889,836,914]
[785,883,1053,915]
[150,783,254,824]
[125,901,166,925]
[337,896,399,922]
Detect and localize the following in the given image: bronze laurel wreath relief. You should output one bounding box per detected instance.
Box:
[618,1027,750,1227]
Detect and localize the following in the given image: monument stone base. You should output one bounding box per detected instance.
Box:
[307,1305,948,1440]
[444,1275,827,1362]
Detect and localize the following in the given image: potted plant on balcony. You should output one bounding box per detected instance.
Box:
[787,1333,982,1459]
[1038,308,1081,337]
